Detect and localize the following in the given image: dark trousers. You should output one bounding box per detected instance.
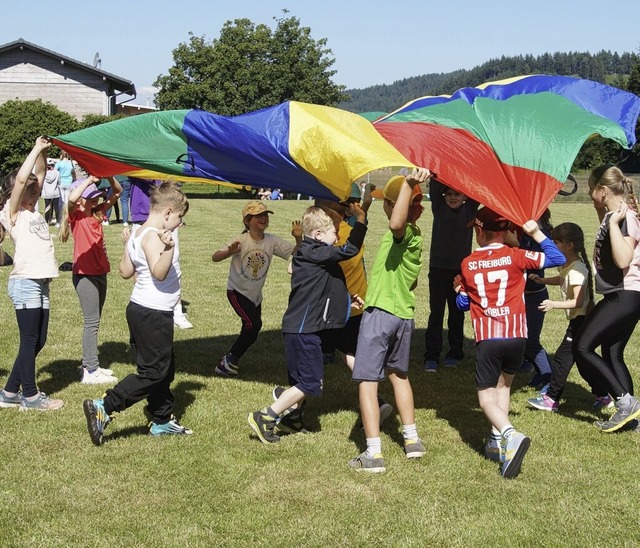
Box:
[546,316,608,401]
[5,308,49,398]
[574,290,640,398]
[227,290,262,359]
[524,290,552,375]
[424,268,464,361]
[44,198,60,224]
[104,302,175,422]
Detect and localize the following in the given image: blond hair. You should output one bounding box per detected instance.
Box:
[0,170,39,255]
[302,206,334,237]
[150,181,189,214]
[589,164,639,217]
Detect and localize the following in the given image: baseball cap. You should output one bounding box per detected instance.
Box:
[242,201,274,217]
[70,178,106,200]
[371,175,423,203]
[468,207,511,231]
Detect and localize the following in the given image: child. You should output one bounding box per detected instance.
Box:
[574,165,640,433]
[59,175,122,384]
[349,168,431,473]
[527,222,611,412]
[212,201,302,377]
[42,161,61,226]
[83,182,191,445]
[248,204,366,443]
[455,207,565,478]
[0,137,64,411]
[54,151,74,208]
[519,210,554,389]
[424,179,478,372]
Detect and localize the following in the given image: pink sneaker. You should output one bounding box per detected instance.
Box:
[527,394,559,412]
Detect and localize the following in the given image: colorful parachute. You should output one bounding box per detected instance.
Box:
[51,102,414,201]
[374,75,640,224]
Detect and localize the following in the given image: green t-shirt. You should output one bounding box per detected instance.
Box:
[365,224,423,319]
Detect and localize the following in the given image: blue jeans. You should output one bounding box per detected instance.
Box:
[524,289,551,375]
[119,180,131,223]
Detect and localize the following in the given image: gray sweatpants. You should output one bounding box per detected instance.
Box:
[73,274,107,371]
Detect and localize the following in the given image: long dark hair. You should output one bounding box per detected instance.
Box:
[551,222,594,306]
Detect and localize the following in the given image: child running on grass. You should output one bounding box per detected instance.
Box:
[527,222,612,412]
[0,137,63,411]
[59,175,122,385]
[349,168,431,474]
[248,204,366,443]
[212,201,302,377]
[83,182,191,445]
[455,207,565,478]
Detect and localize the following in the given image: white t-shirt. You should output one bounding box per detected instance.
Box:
[226,232,294,305]
[0,202,58,279]
[557,260,590,320]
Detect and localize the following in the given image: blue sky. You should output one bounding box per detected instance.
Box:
[4,0,640,104]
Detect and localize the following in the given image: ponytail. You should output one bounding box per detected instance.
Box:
[58,203,71,243]
[622,176,639,218]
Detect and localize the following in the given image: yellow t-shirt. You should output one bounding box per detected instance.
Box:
[336,221,367,317]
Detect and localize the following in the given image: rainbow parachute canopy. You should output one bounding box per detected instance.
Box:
[52,102,414,201]
[374,75,640,224]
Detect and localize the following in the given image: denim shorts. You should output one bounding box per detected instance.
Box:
[8,277,51,310]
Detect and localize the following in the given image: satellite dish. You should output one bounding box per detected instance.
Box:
[93,52,101,68]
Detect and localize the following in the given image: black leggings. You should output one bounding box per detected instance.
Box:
[573,290,640,398]
[5,308,49,398]
[227,290,262,359]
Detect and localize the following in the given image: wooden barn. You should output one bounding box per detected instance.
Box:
[0,38,136,119]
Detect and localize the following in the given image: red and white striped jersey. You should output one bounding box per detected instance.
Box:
[459,243,544,342]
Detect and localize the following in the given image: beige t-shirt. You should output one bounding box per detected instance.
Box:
[0,203,58,279]
[558,260,589,320]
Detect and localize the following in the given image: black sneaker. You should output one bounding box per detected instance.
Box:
[248,408,280,443]
[277,410,309,434]
[594,396,640,433]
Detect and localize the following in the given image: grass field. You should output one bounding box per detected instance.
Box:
[1,192,639,547]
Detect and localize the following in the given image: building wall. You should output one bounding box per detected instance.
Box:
[0,49,109,118]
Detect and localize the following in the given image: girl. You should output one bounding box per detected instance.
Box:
[574,165,640,432]
[59,175,122,384]
[211,201,302,377]
[527,222,610,412]
[54,151,75,208]
[0,137,63,411]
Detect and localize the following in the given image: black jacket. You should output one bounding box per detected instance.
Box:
[282,221,367,334]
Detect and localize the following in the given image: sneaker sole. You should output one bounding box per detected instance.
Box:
[379,403,394,426]
[0,402,21,409]
[501,437,530,479]
[247,413,279,443]
[348,459,386,473]
[213,367,238,378]
[597,406,640,433]
[83,400,104,446]
[405,449,426,459]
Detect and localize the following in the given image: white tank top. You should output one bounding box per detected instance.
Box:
[128,226,180,311]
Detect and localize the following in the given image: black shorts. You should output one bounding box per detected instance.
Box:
[321,314,362,356]
[475,338,526,388]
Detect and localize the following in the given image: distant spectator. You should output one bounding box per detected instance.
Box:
[42,161,61,226]
[270,188,283,200]
[258,188,271,200]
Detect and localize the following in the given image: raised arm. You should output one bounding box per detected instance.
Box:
[10,136,51,218]
[389,168,431,239]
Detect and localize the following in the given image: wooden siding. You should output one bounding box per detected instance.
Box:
[0,49,110,118]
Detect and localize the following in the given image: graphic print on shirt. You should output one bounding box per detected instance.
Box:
[29,217,51,241]
[240,250,270,282]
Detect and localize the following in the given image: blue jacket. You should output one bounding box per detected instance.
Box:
[282,222,366,334]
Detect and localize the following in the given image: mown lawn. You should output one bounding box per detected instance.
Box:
[0,192,638,547]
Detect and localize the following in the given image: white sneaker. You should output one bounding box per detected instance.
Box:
[122,222,129,227]
[102,221,109,226]
[174,314,193,329]
[81,368,118,385]
[97,367,115,376]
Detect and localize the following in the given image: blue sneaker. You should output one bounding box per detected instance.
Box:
[424,360,438,373]
[443,357,461,368]
[527,394,559,412]
[214,354,239,378]
[501,432,530,479]
[149,417,193,436]
[0,389,22,409]
[83,399,111,446]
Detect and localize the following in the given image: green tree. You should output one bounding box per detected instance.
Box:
[154,13,348,114]
[0,99,78,175]
[628,53,640,95]
[79,113,127,130]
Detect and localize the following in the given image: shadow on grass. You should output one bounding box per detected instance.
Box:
[39,359,82,395]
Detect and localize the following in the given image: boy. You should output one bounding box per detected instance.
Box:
[83,182,191,446]
[248,204,367,443]
[455,207,565,478]
[349,168,431,473]
[424,180,478,372]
